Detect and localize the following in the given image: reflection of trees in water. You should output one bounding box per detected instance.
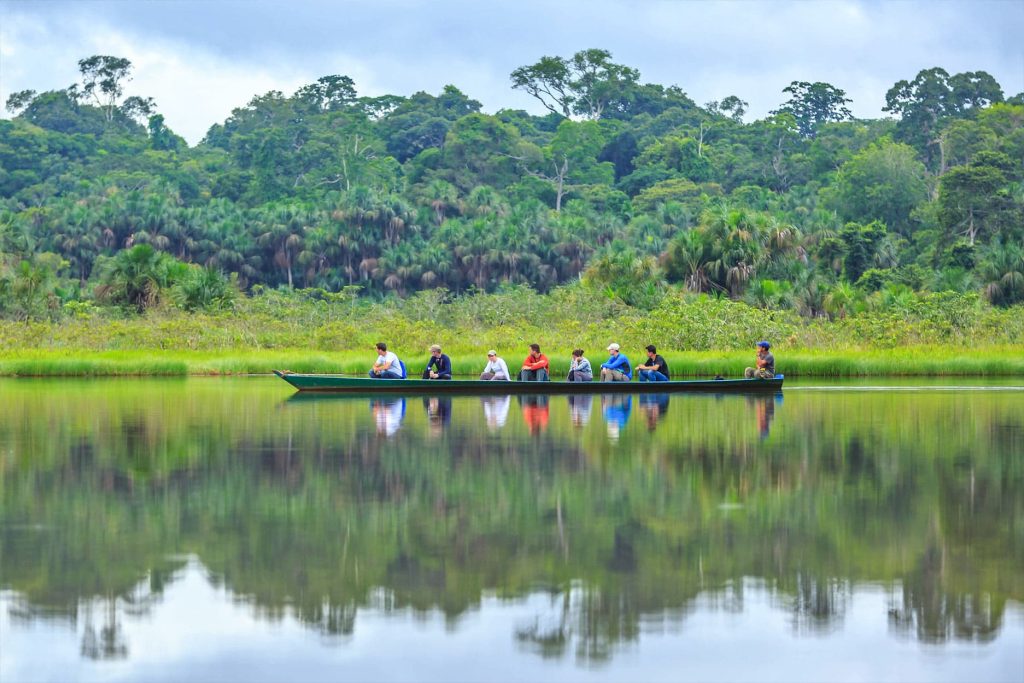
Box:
[515,583,643,663]
[2,386,1022,659]
[788,575,849,635]
[888,529,1005,644]
[80,597,128,660]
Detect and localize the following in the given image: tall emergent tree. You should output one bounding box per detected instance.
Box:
[510,49,640,119]
[883,67,1003,169]
[773,81,853,138]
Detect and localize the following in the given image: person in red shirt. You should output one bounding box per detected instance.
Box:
[519,343,550,381]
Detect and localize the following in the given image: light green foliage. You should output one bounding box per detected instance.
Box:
[824,139,928,235]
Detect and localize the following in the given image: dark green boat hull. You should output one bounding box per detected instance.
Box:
[273,370,783,395]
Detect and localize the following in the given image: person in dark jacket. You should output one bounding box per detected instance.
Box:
[636,344,670,382]
[423,344,453,380]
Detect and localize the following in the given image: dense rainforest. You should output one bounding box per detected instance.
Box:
[1,50,1022,325]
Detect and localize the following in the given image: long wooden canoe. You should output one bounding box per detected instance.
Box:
[273,370,783,395]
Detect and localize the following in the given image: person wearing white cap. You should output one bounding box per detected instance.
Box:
[599,343,632,382]
[479,350,510,381]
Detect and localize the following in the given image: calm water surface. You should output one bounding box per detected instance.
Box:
[1,378,1022,682]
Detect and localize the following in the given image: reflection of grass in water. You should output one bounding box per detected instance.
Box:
[0,347,1022,377]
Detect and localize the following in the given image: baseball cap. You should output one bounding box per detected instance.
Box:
[607,343,620,351]
[756,341,771,348]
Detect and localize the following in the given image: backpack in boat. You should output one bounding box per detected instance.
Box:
[398,359,407,379]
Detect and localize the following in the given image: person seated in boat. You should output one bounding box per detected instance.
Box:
[369,342,404,379]
[567,349,593,382]
[744,341,776,380]
[480,350,511,381]
[599,343,631,382]
[519,344,550,381]
[636,344,670,382]
[422,344,453,380]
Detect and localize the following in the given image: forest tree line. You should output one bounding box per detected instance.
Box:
[1,50,1022,321]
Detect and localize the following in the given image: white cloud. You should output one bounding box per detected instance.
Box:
[0,13,385,144]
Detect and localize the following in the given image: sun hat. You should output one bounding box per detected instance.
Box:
[429,344,442,352]
[607,343,620,351]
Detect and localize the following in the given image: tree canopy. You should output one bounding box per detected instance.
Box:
[1,52,1022,319]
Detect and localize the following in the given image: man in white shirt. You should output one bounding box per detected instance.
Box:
[479,350,510,381]
[369,342,403,379]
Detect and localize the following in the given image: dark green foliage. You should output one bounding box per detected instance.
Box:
[95,244,187,312]
[839,221,887,283]
[0,53,1022,325]
[170,266,236,312]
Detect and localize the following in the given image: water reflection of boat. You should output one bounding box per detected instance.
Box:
[481,395,511,430]
[638,393,670,431]
[517,395,550,434]
[567,394,594,428]
[601,394,632,440]
[371,398,406,437]
[275,370,783,395]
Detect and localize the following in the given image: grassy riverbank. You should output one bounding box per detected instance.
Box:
[1,347,1022,377]
[1,286,1022,377]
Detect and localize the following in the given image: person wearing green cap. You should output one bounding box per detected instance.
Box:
[745,341,775,379]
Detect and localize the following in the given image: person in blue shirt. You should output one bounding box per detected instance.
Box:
[599,343,632,382]
[422,344,453,380]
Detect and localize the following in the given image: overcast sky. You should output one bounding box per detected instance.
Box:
[1,0,1022,145]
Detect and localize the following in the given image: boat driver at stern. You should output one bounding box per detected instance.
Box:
[744,341,775,380]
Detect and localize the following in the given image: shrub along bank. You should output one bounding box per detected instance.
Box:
[1,285,1022,376]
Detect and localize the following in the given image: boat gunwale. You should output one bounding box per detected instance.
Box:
[273,370,783,394]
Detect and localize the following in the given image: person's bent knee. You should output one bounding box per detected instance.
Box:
[744,367,755,379]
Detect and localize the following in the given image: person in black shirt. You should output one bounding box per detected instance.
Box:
[744,341,775,379]
[423,344,453,379]
[636,344,670,382]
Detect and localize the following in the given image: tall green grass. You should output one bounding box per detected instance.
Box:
[0,347,1021,377]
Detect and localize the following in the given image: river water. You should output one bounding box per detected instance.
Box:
[1,378,1022,682]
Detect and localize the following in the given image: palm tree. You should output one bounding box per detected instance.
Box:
[822,281,859,320]
[96,244,180,312]
[979,239,1024,306]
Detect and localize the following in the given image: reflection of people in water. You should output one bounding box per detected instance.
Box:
[601,394,632,440]
[638,393,670,431]
[747,393,780,438]
[567,394,594,428]
[423,396,452,436]
[481,395,511,430]
[518,395,550,434]
[372,398,406,438]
